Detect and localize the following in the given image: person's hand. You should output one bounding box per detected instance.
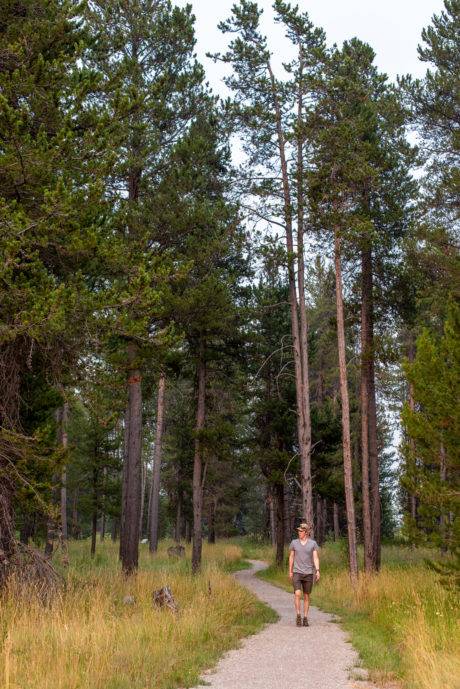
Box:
[315,570,320,582]
[289,571,293,580]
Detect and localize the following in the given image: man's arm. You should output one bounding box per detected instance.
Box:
[289,549,294,579]
[313,549,320,581]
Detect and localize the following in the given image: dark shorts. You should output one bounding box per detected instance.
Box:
[293,573,313,594]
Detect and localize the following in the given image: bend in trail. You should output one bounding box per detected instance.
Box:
[193,560,379,689]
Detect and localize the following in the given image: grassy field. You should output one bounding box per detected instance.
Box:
[0,539,276,689]
[257,540,459,689]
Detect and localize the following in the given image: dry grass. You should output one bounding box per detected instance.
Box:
[259,541,460,689]
[0,539,275,689]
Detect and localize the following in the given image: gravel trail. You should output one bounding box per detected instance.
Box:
[193,559,376,689]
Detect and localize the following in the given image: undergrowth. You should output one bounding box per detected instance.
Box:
[0,539,276,689]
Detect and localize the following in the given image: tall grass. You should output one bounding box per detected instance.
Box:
[259,541,459,689]
[0,540,275,689]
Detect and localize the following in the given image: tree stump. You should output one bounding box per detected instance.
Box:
[152,586,178,613]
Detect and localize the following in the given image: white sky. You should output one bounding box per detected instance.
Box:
[177,0,445,90]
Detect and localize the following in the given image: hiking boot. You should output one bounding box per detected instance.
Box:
[296,614,302,627]
[302,617,309,627]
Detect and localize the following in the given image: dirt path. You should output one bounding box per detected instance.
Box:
[193,560,375,689]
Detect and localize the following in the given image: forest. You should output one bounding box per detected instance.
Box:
[0,1,458,688]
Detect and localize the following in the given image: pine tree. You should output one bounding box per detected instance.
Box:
[401,305,459,555]
[84,0,204,573]
[0,0,105,584]
[212,1,328,527]
[308,38,415,573]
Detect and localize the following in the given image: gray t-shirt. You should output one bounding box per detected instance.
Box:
[289,538,319,575]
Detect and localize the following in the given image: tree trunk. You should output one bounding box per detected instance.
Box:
[19,514,34,545]
[148,372,166,553]
[119,406,130,561]
[185,520,191,544]
[361,246,381,570]
[316,495,324,546]
[90,464,98,558]
[440,442,447,555]
[267,61,313,526]
[71,489,79,538]
[407,345,418,537]
[207,497,216,544]
[175,487,182,543]
[139,453,146,538]
[268,488,276,546]
[283,482,291,543]
[120,341,143,574]
[333,501,340,540]
[275,483,285,567]
[322,497,328,539]
[111,518,118,542]
[192,346,206,574]
[295,57,313,528]
[60,401,69,540]
[100,466,107,541]
[334,230,359,584]
[360,357,372,570]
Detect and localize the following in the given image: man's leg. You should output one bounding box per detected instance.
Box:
[303,592,310,618]
[294,589,302,625]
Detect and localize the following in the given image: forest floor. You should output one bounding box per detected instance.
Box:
[192,559,377,689]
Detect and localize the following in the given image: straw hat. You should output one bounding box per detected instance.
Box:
[296,522,311,533]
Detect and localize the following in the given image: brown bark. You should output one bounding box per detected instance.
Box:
[148,372,166,553]
[120,341,143,574]
[100,467,107,541]
[111,518,119,541]
[408,346,418,529]
[295,56,313,527]
[60,401,69,540]
[360,353,372,571]
[315,494,322,545]
[334,230,359,584]
[207,497,216,544]
[268,489,276,546]
[119,405,130,562]
[267,61,313,526]
[139,454,146,538]
[71,489,79,538]
[174,476,182,543]
[361,247,381,570]
[90,464,98,558]
[322,497,328,540]
[283,482,292,543]
[333,501,340,540]
[275,483,285,567]
[192,347,206,574]
[175,497,182,543]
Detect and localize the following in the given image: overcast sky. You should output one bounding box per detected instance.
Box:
[176,0,445,91]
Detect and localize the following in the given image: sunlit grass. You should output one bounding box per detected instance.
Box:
[0,539,276,689]
[258,540,459,689]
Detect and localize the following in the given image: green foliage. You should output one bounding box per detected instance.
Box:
[401,305,459,552]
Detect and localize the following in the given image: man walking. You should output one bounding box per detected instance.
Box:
[289,523,320,627]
